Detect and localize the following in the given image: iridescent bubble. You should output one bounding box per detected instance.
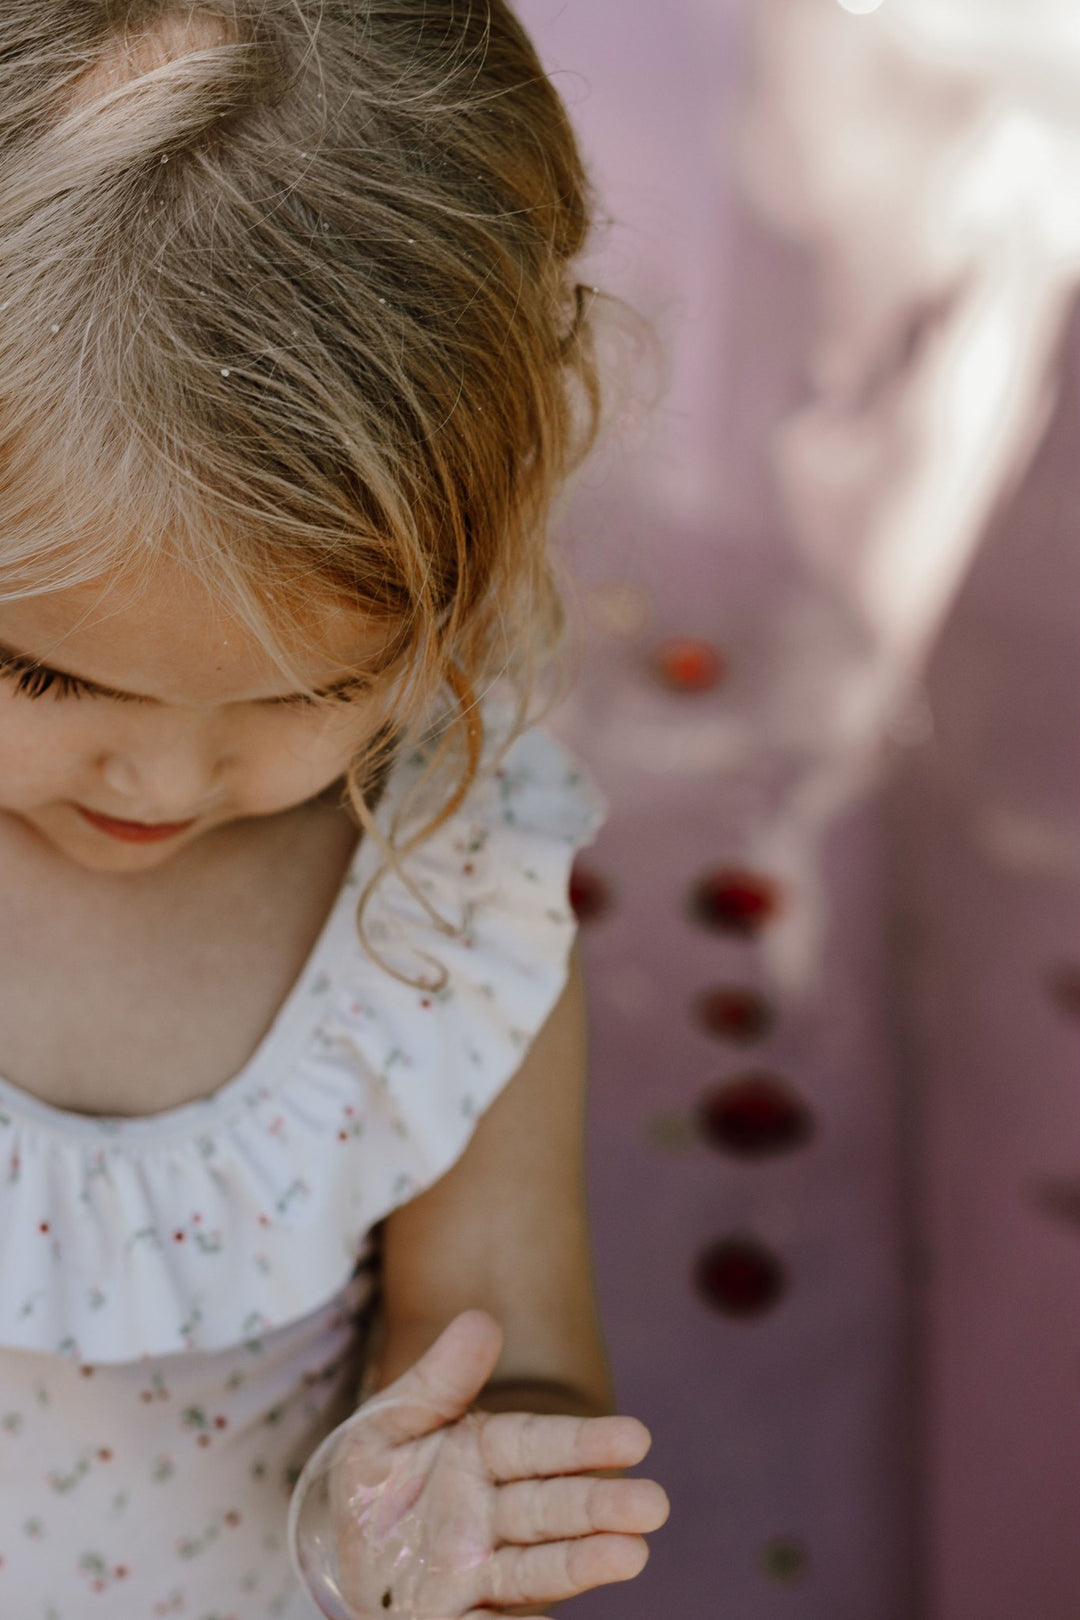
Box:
[288,1398,496,1619]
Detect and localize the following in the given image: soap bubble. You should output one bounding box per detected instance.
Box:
[287,1396,496,1619]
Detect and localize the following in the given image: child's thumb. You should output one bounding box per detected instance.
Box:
[359,1310,505,1446]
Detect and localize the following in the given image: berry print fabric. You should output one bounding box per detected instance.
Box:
[0,713,605,1617]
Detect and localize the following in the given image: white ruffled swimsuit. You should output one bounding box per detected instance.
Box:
[0,720,603,1619]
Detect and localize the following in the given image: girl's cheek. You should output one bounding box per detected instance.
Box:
[243,711,369,795]
[0,697,91,772]
[268,704,377,760]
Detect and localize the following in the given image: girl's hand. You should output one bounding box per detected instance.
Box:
[326,1309,670,1619]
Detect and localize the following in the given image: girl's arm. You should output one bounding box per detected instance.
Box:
[360,946,631,1618]
[369,944,618,1423]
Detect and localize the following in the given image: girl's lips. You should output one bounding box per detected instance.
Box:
[75,806,197,843]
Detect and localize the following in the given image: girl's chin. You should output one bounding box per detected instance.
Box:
[63,837,194,872]
[18,808,206,871]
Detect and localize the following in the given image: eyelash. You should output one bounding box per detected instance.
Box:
[0,658,102,701]
[0,653,370,706]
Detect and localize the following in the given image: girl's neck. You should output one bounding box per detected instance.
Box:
[0,791,361,1118]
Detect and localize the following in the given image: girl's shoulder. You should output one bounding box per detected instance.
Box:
[313,709,607,1105]
[362,710,607,981]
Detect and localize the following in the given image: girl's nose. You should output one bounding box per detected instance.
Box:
[98,725,228,816]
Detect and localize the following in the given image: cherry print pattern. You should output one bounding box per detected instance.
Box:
[0,1270,381,1613]
[0,721,604,1616]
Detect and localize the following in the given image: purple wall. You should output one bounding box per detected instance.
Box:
[891,321,1080,1619]
[512,2,1080,1616]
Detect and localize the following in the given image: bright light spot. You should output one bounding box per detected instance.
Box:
[837,0,885,13]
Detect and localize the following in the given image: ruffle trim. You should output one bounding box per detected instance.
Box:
[0,719,605,1361]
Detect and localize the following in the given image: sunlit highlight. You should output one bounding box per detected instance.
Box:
[735,0,1080,994]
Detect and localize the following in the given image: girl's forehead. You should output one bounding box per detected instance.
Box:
[0,555,386,705]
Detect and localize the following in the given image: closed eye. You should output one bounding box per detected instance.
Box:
[0,648,375,706]
[0,653,118,702]
[264,676,375,706]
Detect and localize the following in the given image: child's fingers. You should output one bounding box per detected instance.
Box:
[359,1310,505,1445]
[481,1529,651,1611]
[463,1610,553,1619]
[461,1611,553,1619]
[492,1474,670,1546]
[479,1410,652,1481]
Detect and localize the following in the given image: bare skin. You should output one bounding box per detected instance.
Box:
[0,555,673,1617]
[315,1311,670,1619]
[0,554,388,1114]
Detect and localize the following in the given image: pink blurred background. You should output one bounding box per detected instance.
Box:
[508,1,1080,1616]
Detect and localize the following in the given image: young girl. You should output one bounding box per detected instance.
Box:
[0,1,670,1616]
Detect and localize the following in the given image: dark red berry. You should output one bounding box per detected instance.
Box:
[695,1074,814,1158]
[1030,1177,1080,1229]
[1048,963,1080,1020]
[651,637,726,693]
[689,869,781,936]
[568,860,611,924]
[759,1537,809,1585]
[693,1236,786,1318]
[692,986,775,1043]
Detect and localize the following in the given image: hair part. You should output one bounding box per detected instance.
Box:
[0,0,614,975]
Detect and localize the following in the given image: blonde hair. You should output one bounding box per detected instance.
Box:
[0,0,610,972]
